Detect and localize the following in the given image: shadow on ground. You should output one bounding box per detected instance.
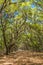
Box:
[0,51,43,65]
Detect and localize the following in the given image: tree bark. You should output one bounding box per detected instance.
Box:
[1,18,9,55]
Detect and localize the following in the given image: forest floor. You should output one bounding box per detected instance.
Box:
[0,50,43,65]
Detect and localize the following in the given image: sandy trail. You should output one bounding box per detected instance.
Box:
[0,51,43,65]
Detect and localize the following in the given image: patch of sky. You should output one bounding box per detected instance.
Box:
[11,0,30,3]
[26,19,32,23]
[26,19,29,22]
[31,4,36,8]
[38,6,42,10]
[14,11,19,16]
[34,0,40,2]
[5,14,8,18]
[3,13,8,19]
[11,0,17,3]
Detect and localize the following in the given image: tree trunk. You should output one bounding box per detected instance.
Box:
[1,18,9,55]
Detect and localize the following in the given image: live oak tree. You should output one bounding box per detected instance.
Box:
[0,0,43,55]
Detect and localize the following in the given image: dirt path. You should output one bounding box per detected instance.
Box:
[0,51,43,65]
